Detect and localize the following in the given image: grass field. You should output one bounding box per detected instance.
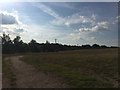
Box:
[20,48,118,88]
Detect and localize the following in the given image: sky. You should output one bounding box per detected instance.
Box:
[0,0,119,2]
[0,2,119,46]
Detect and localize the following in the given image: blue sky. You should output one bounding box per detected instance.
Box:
[0,2,118,46]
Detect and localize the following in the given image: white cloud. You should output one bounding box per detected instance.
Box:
[32,3,61,19]
[0,11,22,25]
[112,16,120,24]
[32,3,96,27]
[79,21,109,32]
[116,16,120,23]
[95,21,109,31]
[20,24,65,43]
[90,37,96,40]
[0,10,65,43]
[65,21,109,44]
[1,22,63,43]
[1,24,27,38]
[79,28,91,32]
[63,30,98,46]
[116,16,120,20]
[46,2,75,9]
[34,4,110,44]
[91,14,96,20]
[34,3,109,34]
[69,33,82,40]
[51,13,96,26]
[0,10,26,38]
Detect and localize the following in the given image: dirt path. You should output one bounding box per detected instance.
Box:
[2,73,11,88]
[6,56,68,88]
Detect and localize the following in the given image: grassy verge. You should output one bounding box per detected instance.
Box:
[2,55,16,87]
[21,48,118,88]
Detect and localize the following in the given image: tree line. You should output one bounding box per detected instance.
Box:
[0,33,117,54]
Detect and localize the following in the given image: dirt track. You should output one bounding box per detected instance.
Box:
[3,56,68,88]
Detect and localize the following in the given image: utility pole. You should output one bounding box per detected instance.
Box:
[55,39,57,43]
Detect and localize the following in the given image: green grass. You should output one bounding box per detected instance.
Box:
[20,48,118,88]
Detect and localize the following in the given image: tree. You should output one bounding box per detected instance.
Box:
[29,39,40,52]
[92,44,100,48]
[2,34,13,53]
[101,45,107,48]
[1,33,109,54]
[13,36,22,52]
[82,44,91,49]
[13,36,21,44]
[46,40,50,44]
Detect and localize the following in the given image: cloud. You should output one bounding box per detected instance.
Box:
[33,3,96,27]
[46,2,75,10]
[1,25,25,36]
[116,16,120,23]
[0,10,62,43]
[112,16,120,24]
[15,28,24,33]
[79,21,109,32]
[90,37,96,40]
[69,33,82,40]
[0,10,26,38]
[79,28,91,32]
[51,13,96,26]
[33,3,109,35]
[33,3,61,19]
[66,21,109,43]
[94,21,109,31]
[34,4,110,44]
[33,3,97,28]
[65,30,97,46]
[0,11,21,25]
[64,30,98,46]
[116,16,120,20]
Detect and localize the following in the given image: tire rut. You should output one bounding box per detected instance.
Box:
[9,56,68,88]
